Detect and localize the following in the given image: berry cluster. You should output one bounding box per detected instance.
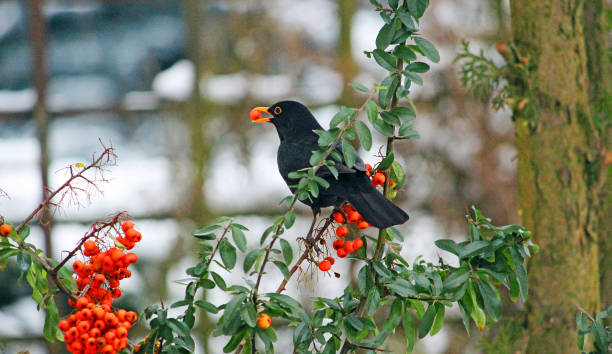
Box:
[317,204,366,272]
[59,220,141,354]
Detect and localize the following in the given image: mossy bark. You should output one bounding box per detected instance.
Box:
[510,0,603,352]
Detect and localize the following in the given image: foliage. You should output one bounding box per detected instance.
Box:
[576,305,612,353]
[0,1,540,353]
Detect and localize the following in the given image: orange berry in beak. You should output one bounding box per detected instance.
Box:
[249,109,262,121]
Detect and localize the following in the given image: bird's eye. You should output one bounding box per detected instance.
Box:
[274,106,282,115]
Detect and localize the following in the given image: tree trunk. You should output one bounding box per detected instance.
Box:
[509,0,604,352]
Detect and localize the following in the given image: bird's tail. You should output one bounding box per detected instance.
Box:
[341,174,409,229]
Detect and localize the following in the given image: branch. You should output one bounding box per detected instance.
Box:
[204,220,234,272]
[275,217,333,293]
[16,141,116,233]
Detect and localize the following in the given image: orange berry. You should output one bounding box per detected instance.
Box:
[365,163,373,177]
[124,253,138,265]
[96,337,106,349]
[94,320,106,331]
[347,211,361,223]
[101,344,114,354]
[125,311,138,323]
[324,256,335,265]
[125,228,138,241]
[257,313,271,329]
[357,221,369,230]
[337,248,348,258]
[332,239,344,250]
[104,313,119,327]
[86,337,97,349]
[116,309,126,322]
[93,274,106,286]
[372,172,386,186]
[58,319,70,331]
[318,260,331,271]
[121,220,135,232]
[89,327,101,338]
[134,343,141,351]
[249,109,262,121]
[73,260,85,273]
[76,297,90,309]
[0,224,12,237]
[353,238,364,250]
[332,212,345,224]
[336,225,349,238]
[83,240,99,256]
[344,240,355,253]
[342,204,355,214]
[80,308,93,321]
[77,320,90,333]
[111,288,122,299]
[116,326,128,338]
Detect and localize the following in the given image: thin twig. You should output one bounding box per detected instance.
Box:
[275,217,333,294]
[574,302,596,323]
[16,142,116,233]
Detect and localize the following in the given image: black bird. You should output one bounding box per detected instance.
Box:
[251,100,408,233]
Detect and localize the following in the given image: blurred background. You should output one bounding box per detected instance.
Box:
[0,0,518,353]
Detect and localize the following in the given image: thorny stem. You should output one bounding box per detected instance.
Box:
[275,217,333,294]
[340,11,408,354]
[15,142,116,233]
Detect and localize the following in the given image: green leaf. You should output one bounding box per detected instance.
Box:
[390,161,406,189]
[373,49,397,71]
[407,0,429,19]
[43,297,59,342]
[378,152,395,171]
[241,303,258,327]
[366,99,378,124]
[330,106,356,129]
[244,248,263,273]
[406,61,430,73]
[211,271,227,290]
[310,150,327,166]
[397,9,418,31]
[380,74,400,108]
[374,119,395,137]
[355,121,372,151]
[476,279,501,322]
[383,298,403,332]
[443,269,471,291]
[18,224,30,243]
[195,300,219,313]
[273,261,291,280]
[414,37,439,63]
[404,71,423,86]
[403,313,416,352]
[390,106,416,121]
[279,239,293,264]
[418,303,437,338]
[366,287,381,316]
[509,246,528,300]
[393,45,417,62]
[267,293,309,322]
[219,238,237,270]
[459,240,490,259]
[430,302,445,336]
[348,82,369,93]
[230,225,247,252]
[341,139,356,168]
[345,315,363,331]
[376,22,395,50]
[387,278,418,297]
[381,111,401,126]
[434,239,460,256]
[284,209,296,229]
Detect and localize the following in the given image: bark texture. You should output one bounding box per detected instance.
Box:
[509,0,603,352]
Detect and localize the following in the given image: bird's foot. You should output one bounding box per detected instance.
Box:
[299,235,323,256]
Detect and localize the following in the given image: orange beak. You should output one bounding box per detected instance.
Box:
[250,106,272,123]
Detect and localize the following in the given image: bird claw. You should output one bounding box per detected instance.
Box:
[299,236,323,256]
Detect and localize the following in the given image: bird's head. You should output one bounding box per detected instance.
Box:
[250,100,322,140]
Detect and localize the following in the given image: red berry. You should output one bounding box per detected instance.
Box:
[0,224,12,237]
[73,260,85,273]
[83,240,99,256]
[318,260,331,271]
[372,172,386,186]
[337,248,348,258]
[344,240,355,253]
[365,163,373,177]
[353,238,364,250]
[347,211,361,223]
[336,225,349,238]
[76,297,90,309]
[332,212,345,224]
[333,239,345,250]
[357,221,369,230]
[324,256,335,265]
[58,320,70,331]
[249,108,262,121]
[121,220,135,232]
[342,204,355,214]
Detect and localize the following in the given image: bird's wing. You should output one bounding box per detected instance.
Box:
[316,143,367,178]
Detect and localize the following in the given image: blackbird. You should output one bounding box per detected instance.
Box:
[251,100,408,232]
